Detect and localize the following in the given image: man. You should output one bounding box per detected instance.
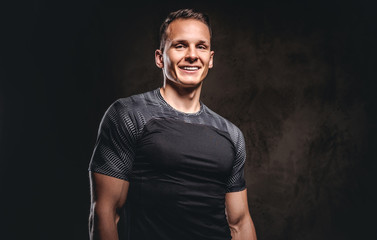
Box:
[89,8,257,240]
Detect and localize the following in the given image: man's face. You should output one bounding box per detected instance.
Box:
[156,19,214,87]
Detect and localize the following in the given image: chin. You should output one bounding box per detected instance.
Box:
[176,75,204,85]
[178,79,203,87]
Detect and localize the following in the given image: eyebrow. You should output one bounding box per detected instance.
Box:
[172,39,210,45]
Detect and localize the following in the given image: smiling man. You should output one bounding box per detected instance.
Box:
[89,9,257,240]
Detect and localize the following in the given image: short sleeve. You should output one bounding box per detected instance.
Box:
[88,100,137,181]
[226,128,246,192]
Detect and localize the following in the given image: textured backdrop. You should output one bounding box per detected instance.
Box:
[1,0,376,239]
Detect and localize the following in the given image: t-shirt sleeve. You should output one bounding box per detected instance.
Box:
[88,100,137,181]
[226,128,247,192]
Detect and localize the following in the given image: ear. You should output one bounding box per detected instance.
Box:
[209,50,214,69]
[155,49,164,68]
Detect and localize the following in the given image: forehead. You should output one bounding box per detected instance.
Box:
[166,19,211,42]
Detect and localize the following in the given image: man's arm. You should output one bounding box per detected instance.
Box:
[225,189,257,240]
[89,172,129,240]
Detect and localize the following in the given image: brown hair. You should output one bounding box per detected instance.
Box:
[159,8,212,52]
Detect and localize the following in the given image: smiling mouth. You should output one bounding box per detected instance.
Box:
[179,66,200,71]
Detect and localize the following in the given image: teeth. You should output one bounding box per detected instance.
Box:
[183,66,199,70]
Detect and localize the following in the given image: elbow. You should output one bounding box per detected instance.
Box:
[228,219,243,234]
[228,213,245,234]
[228,214,257,240]
[229,223,241,235]
[228,211,254,235]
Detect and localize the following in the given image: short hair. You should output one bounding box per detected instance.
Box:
[159,8,212,52]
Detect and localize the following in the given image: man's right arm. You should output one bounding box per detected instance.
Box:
[89,172,129,240]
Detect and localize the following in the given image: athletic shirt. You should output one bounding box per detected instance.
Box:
[89,88,247,240]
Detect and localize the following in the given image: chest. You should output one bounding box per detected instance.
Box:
[134,118,235,178]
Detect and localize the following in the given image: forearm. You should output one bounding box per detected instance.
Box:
[229,216,257,240]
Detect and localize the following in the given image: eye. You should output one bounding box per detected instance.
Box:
[175,44,185,49]
[197,44,206,49]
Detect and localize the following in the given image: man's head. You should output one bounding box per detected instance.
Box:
[159,9,212,53]
[155,9,214,88]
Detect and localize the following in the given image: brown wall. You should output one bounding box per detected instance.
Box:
[1,1,376,239]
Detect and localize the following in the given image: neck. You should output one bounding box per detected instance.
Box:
[160,81,202,114]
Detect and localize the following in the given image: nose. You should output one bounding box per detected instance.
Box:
[185,46,198,63]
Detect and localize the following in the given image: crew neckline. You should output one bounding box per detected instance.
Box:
[155,88,204,116]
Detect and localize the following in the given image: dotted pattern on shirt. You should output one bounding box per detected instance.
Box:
[89,88,246,192]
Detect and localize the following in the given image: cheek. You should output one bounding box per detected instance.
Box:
[164,53,177,68]
[165,54,183,72]
[200,53,212,65]
[163,58,174,72]
[163,57,178,79]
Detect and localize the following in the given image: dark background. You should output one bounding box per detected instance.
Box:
[1,0,376,239]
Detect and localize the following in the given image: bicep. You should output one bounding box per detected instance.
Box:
[225,189,250,225]
[90,172,129,212]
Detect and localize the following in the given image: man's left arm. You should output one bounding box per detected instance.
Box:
[225,189,257,240]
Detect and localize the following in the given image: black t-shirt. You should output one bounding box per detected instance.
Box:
[89,88,247,240]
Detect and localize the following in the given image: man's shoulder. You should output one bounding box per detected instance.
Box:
[99,89,158,127]
[203,104,243,138]
[110,89,158,113]
[203,105,246,153]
